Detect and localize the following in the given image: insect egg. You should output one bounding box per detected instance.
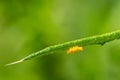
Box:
[67,46,83,54]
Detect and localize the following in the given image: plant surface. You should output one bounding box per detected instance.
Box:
[6,30,120,66]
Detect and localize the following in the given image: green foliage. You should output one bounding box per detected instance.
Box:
[1,0,120,80]
[6,30,120,66]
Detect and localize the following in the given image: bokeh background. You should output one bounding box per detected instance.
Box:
[0,0,120,80]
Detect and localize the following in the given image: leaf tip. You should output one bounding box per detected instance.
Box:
[5,59,24,66]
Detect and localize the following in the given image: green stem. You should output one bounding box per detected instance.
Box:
[5,30,120,66]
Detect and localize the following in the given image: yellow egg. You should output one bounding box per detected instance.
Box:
[67,46,83,54]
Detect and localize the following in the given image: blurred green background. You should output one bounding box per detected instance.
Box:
[0,0,120,80]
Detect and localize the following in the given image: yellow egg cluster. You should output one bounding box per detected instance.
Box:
[67,46,83,54]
